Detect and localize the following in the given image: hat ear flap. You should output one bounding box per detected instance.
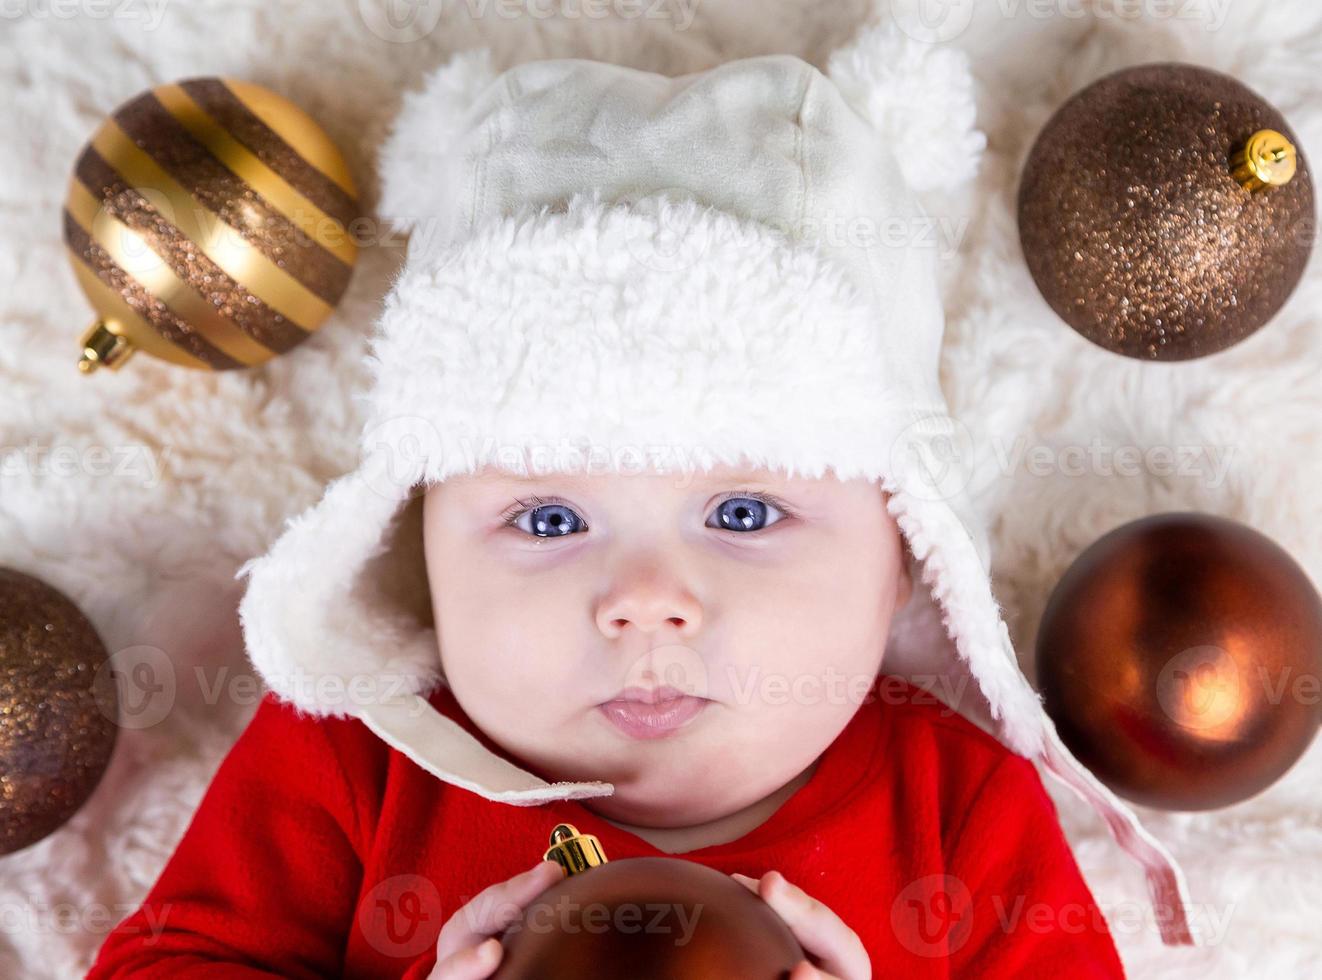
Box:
[880,474,1047,758]
[237,457,440,719]
[356,694,615,806]
[877,439,1197,946]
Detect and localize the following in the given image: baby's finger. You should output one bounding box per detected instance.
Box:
[737,871,870,980]
[432,936,503,980]
[435,861,564,962]
[731,872,759,894]
[790,960,844,980]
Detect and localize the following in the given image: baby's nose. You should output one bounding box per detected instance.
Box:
[594,563,703,638]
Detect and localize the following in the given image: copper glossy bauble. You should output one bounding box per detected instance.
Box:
[1036,512,1322,810]
[492,824,805,979]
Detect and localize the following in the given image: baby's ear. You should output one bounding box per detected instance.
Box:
[370,489,434,629]
[896,539,917,612]
[825,12,985,193]
[882,485,917,611]
[376,47,501,236]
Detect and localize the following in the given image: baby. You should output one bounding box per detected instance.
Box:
[87,11,1195,979]
[420,463,915,979]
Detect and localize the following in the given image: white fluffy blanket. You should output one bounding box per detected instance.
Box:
[2,1,1320,976]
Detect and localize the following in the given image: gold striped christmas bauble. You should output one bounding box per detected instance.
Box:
[64,78,360,373]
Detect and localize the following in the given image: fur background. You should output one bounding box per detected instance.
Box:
[2,0,1320,975]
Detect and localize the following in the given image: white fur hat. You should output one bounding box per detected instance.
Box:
[236,13,1196,946]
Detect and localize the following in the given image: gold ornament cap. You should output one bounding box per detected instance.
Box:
[543,823,608,877]
[78,321,135,374]
[1231,129,1298,192]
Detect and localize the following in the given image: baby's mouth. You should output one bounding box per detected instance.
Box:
[607,684,702,705]
[597,686,710,739]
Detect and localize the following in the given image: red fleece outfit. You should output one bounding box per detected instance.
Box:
[86,676,1125,978]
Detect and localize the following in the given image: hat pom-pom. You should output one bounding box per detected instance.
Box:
[376,47,499,235]
[826,16,985,193]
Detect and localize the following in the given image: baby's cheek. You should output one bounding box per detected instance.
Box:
[723,596,881,708]
[456,635,542,706]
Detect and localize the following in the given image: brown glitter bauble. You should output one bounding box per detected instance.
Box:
[64,78,361,374]
[1036,513,1322,811]
[492,825,804,979]
[0,568,118,855]
[1018,64,1315,360]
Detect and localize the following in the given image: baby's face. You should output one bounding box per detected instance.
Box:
[422,463,912,828]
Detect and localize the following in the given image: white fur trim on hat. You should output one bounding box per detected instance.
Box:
[365,190,939,485]
[235,453,438,720]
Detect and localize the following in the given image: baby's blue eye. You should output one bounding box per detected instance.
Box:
[708,496,784,532]
[504,494,788,539]
[513,502,584,538]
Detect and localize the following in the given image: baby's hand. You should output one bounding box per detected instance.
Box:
[428,859,565,980]
[731,870,871,980]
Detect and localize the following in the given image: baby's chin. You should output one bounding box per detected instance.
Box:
[489,703,796,828]
[540,736,774,830]
[575,775,750,830]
